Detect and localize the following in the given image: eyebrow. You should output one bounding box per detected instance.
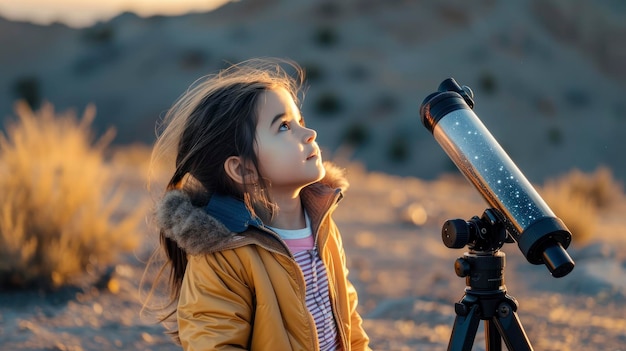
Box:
[270,113,286,126]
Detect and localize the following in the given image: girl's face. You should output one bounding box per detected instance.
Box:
[254,88,325,192]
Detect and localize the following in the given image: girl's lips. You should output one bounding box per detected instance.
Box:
[306,149,319,160]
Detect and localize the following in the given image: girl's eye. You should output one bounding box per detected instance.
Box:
[278,121,290,131]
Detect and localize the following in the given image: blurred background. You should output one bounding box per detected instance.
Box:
[1,1,626,350]
[1,0,625,183]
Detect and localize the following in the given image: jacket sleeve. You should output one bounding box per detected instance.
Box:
[177,253,254,351]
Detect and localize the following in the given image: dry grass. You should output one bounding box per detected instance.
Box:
[0,102,147,289]
[540,167,624,245]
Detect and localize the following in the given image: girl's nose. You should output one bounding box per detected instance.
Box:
[304,127,317,143]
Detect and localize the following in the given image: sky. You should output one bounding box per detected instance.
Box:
[0,0,232,28]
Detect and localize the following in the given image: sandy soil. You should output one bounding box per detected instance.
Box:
[1,164,625,351]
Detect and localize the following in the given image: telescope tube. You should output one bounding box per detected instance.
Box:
[420,78,574,277]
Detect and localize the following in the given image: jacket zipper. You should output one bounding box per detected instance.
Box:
[327,276,348,351]
[315,191,348,350]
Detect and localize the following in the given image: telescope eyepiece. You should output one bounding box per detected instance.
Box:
[542,243,575,278]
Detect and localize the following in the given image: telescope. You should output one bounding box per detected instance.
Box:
[420,79,576,350]
[420,78,574,277]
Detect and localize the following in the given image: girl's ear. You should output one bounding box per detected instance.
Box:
[224,156,258,185]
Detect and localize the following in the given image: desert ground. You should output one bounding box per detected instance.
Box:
[0,160,624,351]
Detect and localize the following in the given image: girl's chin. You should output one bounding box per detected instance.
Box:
[315,167,326,182]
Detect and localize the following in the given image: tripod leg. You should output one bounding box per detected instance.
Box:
[484,320,502,351]
[448,303,482,351]
[492,303,534,351]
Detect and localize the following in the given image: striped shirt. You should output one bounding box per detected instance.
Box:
[269,214,341,351]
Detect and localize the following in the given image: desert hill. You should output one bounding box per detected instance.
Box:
[1,0,625,183]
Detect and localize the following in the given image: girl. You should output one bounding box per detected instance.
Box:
[146,58,371,351]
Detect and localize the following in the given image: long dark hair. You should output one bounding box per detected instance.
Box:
[142,58,305,340]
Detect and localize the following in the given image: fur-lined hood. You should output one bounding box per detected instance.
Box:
[155,162,348,255]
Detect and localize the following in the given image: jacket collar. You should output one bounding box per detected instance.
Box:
[155,162,348,256]
[204,193,263,233]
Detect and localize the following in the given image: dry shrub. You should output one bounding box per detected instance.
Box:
[555,167,622,209]
[540,167,623,245]
[0,102,145,289]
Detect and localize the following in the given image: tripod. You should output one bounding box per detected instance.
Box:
[443,209,533,351]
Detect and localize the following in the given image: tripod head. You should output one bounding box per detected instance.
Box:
[443,208,513,253]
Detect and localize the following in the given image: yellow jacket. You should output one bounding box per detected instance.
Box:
[156,163,371,351]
